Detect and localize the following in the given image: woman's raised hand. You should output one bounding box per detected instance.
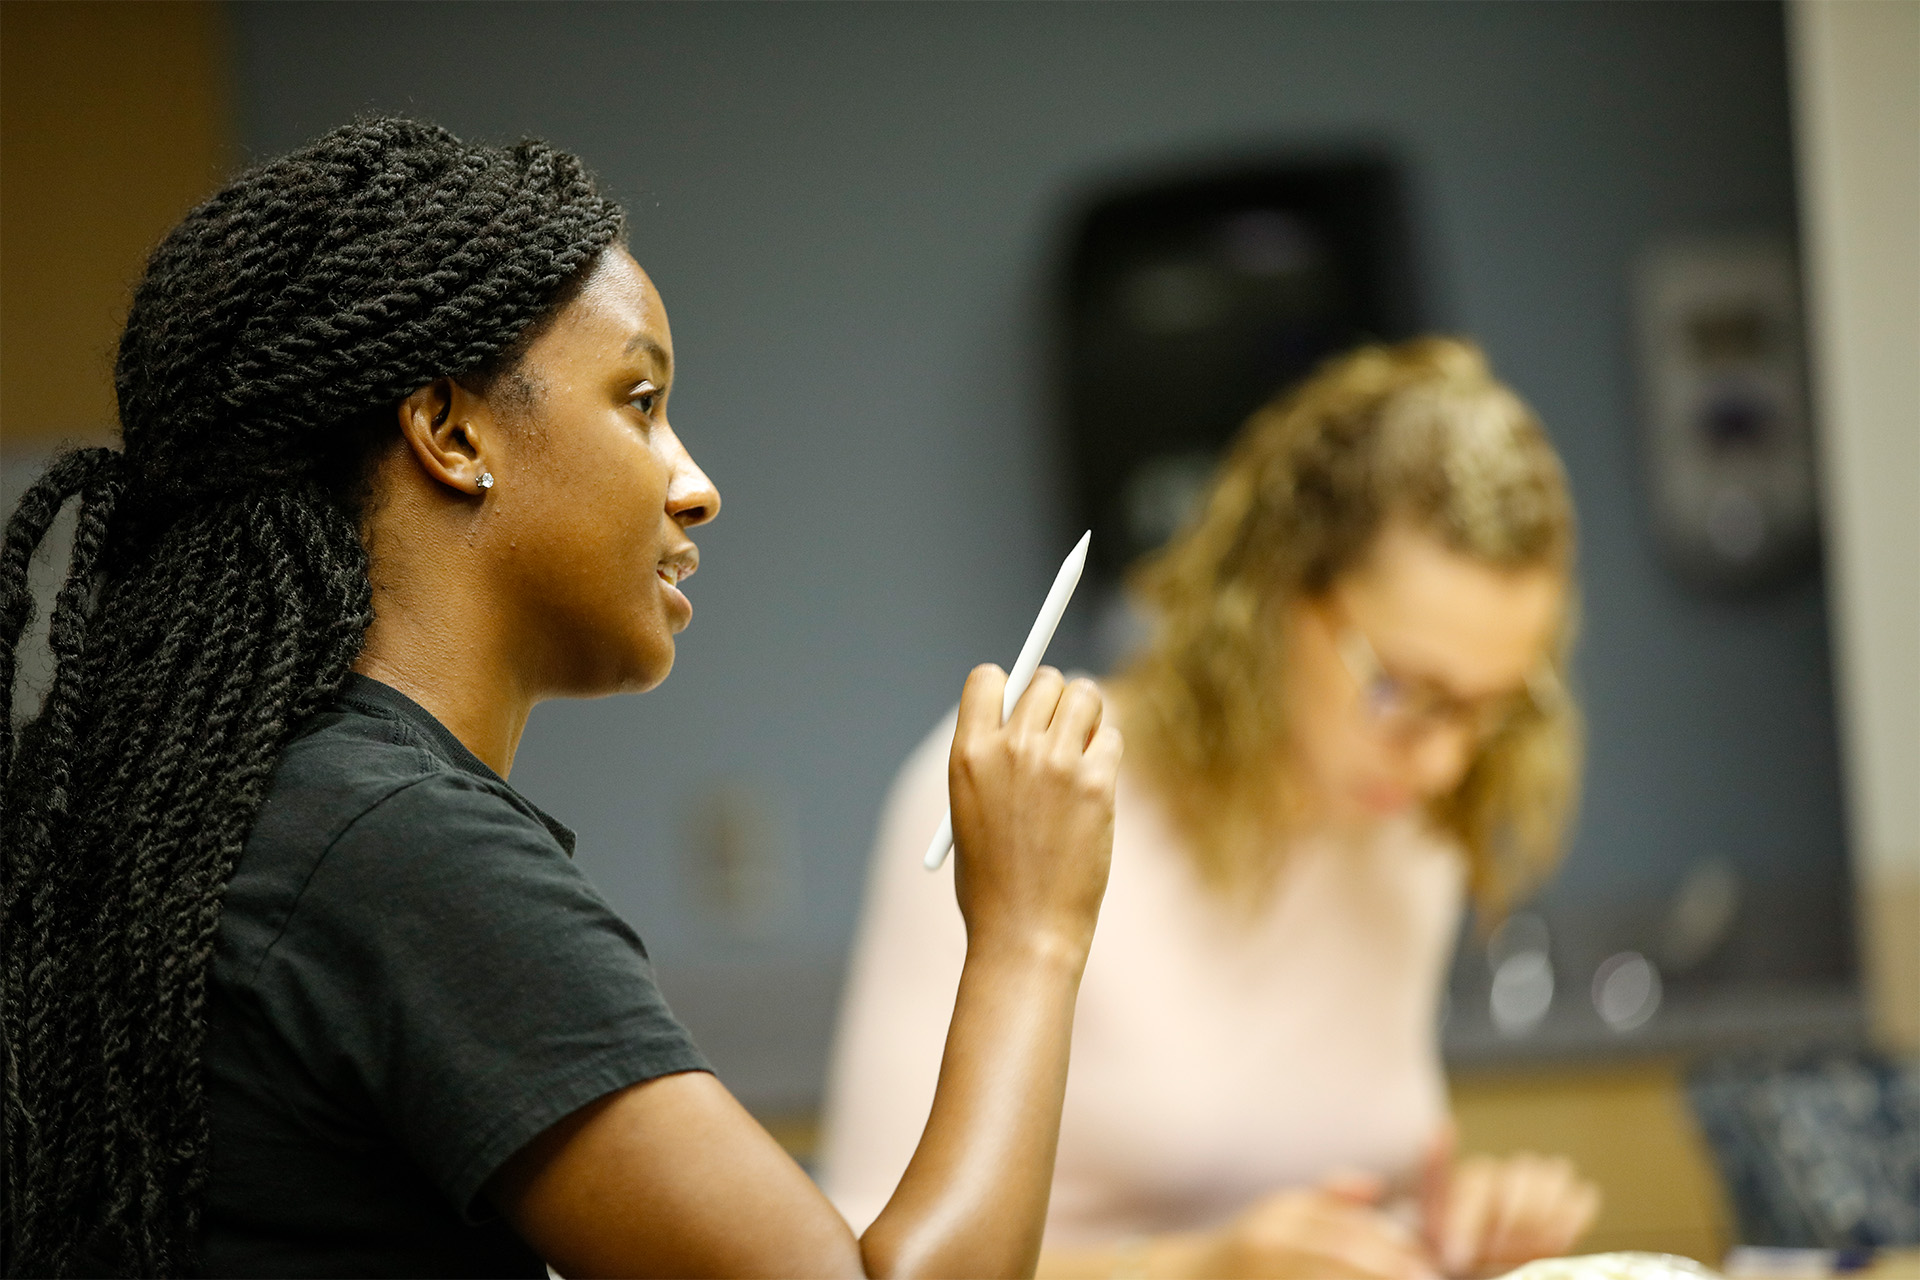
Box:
[494,666,1123,1280]
[946,665,1123,968]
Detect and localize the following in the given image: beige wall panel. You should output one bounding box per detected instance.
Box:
[2,0,232,449]
[1789,0,1920,1055]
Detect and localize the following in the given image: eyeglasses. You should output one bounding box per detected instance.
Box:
[1332,616,1559,746]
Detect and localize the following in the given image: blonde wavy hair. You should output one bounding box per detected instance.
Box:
[1114,336,1581,919]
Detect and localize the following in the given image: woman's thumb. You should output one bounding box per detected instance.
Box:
[1418,1120,1458,1257]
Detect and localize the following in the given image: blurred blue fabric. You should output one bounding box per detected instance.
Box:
[1688,1052,1920,1247]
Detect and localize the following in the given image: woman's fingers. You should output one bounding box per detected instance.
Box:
[1564,1178,1603,1250]
[955,663,1009,744]
[1481,1154,1545,1265]
[1417,1122,1457,1260]
[1442,1153,1602,1274]
[1317,1216,1436,1280]
[944,664,1116,962]
[1047,676,1105,751]
[1439,1156,1496,1276]
[1486,1155,1600,1265]
[958,665,1106,757]
[1224,1190,1435,1280]
[1006,664,1068,734]
[1085,723,1125,775]
[1220,1153,1599,1280]
[1307,1201,1435,1280]
[1319,1169,1388,1206]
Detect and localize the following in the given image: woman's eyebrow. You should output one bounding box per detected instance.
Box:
[1376,644,1478,699]
[623,332,672,377]
[1401,659,1520,704]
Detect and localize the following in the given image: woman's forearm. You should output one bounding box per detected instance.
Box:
[857,932,1087,1279]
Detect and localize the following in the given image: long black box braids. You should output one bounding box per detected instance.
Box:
[0,116,623,1277]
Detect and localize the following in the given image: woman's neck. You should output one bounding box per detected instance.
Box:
[353,642,533,778]
[350,469,538,777]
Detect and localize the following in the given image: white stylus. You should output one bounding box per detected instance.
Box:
[923,531,1092,871]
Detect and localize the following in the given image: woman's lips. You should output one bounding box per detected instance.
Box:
[657,556,696,628]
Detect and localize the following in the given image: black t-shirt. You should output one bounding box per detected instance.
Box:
[199,674,709,1277]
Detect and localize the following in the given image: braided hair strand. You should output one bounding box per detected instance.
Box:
[0,116,624,1276]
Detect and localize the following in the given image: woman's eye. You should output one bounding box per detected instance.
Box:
[630,382,661,415]
[1365,674,1410,718]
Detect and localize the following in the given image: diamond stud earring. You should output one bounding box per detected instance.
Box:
[476,472,495,491]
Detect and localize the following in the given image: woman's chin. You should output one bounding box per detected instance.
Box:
[588,627,676,695]
[1329,776,1416,820]
[630,643,675,692]
[1355,786,1416,817]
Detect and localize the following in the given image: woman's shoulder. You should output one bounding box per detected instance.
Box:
[271,703,467,808]
[267,701,567,859]
[220,695,587,983]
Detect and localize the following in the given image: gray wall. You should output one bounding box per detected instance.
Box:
[230,0,1846,1106]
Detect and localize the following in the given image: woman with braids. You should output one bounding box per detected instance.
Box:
[0,117,1122,1278]
[823,339,1604,1280]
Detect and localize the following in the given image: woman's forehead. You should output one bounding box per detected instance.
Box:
[1343,523,1563,692]
[534,248,673,371]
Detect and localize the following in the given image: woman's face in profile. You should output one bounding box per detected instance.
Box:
[1281,521,1565,825]
[481,248,721,695]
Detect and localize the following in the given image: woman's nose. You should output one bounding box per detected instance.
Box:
[664,432,720,528]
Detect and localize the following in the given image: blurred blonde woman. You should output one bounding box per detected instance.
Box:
[822,338,1602,1280]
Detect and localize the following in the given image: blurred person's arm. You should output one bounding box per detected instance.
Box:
[490,668,1122,1278]
[1031,1121,1600,1279]
[1036,1179,1439,1280]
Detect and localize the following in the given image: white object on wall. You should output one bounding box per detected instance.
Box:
[1634,236,1818,589]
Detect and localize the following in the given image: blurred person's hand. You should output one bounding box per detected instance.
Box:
[1155,1178,1440,1280]
[1418,1125,1602,1278]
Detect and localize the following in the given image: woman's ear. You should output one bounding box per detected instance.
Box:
[396,377,494,496]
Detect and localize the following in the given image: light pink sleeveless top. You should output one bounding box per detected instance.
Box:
[819,710,1465,1243]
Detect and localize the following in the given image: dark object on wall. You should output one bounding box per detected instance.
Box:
[1688,1052,1920,1248]
[1634,236,1820,592]
[1058,157,1423,585]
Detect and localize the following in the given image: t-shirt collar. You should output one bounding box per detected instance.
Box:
[336,673,578,855]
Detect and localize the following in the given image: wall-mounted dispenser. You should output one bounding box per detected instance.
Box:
[1634,237,1818,591]
[1058,157,1423,591]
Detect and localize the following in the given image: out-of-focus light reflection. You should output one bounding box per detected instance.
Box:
[1491,951,1555,1036]
[1592,951,1663,1032]
[1662,858,1742,973]
[1487,912,1556,1037]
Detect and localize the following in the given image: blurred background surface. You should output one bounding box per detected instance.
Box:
[4,0,1914,1264]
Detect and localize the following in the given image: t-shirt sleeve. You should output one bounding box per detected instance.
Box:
[241,769,710,1216]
